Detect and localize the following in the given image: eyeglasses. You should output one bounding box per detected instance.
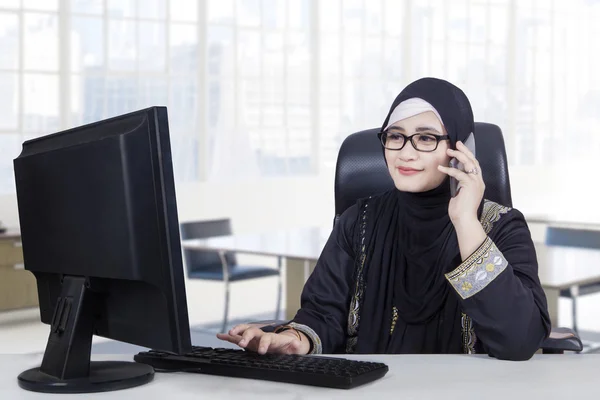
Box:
[378,131,451,152]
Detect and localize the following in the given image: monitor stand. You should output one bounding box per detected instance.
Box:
[18,276,154,393]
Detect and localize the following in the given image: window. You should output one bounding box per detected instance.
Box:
[1,0,600,194]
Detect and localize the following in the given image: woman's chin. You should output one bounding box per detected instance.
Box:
[393,181,426,193]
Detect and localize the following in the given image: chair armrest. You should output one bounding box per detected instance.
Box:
[541,327,583,353]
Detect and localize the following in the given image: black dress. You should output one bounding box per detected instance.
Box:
[290,191,551,361]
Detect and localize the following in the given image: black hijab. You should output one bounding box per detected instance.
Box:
[354,77,476,354]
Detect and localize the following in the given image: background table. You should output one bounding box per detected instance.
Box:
[184,227,600,324]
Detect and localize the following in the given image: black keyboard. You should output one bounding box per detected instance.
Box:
[134,346,388,389]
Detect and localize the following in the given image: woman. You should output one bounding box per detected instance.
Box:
[217,77,551,361]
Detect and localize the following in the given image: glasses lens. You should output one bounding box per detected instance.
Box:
[413,134,438,151]
[383,132,405,149]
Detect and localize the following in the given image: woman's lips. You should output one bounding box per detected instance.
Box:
[397,166,422,176]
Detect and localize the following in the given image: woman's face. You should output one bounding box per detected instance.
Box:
[384,111,451,193]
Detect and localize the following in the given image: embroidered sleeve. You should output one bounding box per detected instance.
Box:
[445,237,508,299]
[286,322,323,355]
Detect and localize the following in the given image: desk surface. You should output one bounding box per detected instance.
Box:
[182,227,600,290]
[2,353,599,399]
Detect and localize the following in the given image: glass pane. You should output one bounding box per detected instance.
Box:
[343,35,363,77]
[108,0,136,18]
[469,4,486,44]
[208,0,234,23]
[447,0,468,42]
[365,0,382,34]
[207,26,234,76]
[384,0,403,36]
[169,23,197,74]
[319,35,340,76]
[263,32,283,77]
[238,30,261,77]
[71,16,104,72]
[105,76,138,117]
[431,2,445,42]
[341,81,361,130]
[288,0,310,30]
[261,77,283,126]
[0,74,18,131]
[0,0,20,8]
[489,6,508,45]
[0,134,20,195]
[138,21,166,71]
[319,0,340,32]
[383,37,402,79]
[342,0,363,33]
[430,42,446,79]
[137,76,168,108]
[362,80,385,128]
[237,0,261,27]
[170,0,197,22]
[169,76,199,182]
[263,0,285,29]
[364,36,382,78]
[171,134,199,181]
[287,128,311,163]
[288,31,309,71]
[446,43,468,84]
[23,0,58,11]
[410,1,431,42]
[287,81,310,127]
[207,78,234,130]
[24,13,59,71]
[23,73,60,134]
[138,0,166,19]
[71,0,103,15]
[169,75,198,131]
[240,79,261,127]
[71,74,105,126]
[108,20,136,71]
[0,13,19,70]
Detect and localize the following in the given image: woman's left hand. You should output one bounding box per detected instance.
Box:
[437,141,485,227]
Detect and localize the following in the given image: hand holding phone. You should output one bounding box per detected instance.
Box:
[449,132,476,197]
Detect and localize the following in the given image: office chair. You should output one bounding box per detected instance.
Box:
[545,226,600,350]
[333,123,582,354]
[180,219,282,333]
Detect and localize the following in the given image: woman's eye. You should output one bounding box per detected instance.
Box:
[418,135,435,142]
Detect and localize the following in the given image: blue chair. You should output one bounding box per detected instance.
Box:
[545,226,600,336]
[180,219,282,332]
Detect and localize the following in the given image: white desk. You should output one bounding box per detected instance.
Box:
[2,354,599,399]
[183,228,600,324]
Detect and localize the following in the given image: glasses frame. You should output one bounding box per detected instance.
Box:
[378,131,451,152]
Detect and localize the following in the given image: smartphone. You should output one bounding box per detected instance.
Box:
[449,132,476,197]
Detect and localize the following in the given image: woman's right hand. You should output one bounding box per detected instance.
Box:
[216,323,310,355]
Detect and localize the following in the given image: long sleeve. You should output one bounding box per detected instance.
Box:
[291,205,359,354]
[445,206,551,361]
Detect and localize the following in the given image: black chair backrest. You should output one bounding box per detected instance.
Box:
[545,227,600,249]
[180,219,237,272]
[334,122,513,222]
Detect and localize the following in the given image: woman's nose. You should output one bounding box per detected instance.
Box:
[398,142,419,161]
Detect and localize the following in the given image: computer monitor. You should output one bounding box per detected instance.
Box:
[13,106,192,393]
